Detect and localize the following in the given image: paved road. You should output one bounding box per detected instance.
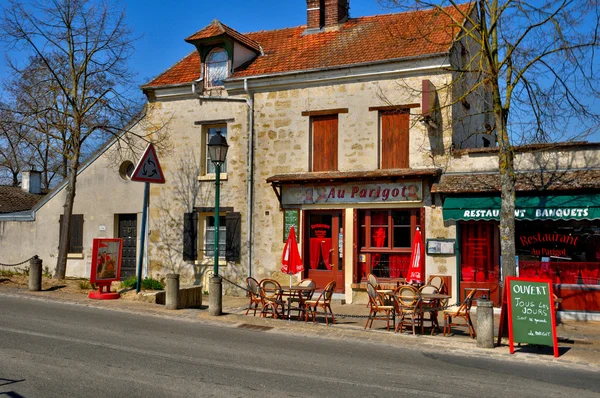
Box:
[1,295,599,398]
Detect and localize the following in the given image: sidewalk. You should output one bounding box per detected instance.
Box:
[1,282,599,370]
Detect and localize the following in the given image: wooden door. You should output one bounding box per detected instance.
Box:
[304,211,344,293]
[381,110,409,169]
[118,214,137,279]
[312,115,338,172]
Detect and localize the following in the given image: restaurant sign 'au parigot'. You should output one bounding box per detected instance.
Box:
[282,181,423,206]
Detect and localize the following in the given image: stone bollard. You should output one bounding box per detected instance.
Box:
[29,256,42,291]
[208,275,222,316]
[476,299,495,348]
[165,274,180,310]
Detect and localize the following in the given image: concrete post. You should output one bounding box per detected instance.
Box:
[476,299,495,348]
[29,256,42,291]
[165,273,180,310]
[209,275,222,316]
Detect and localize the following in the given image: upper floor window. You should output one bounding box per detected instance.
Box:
[311,114,338,172]
[380,110,409,169]
[205,48,228,88]
[206,126,228,174]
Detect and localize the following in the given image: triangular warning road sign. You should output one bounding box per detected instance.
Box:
[131,144,165,184]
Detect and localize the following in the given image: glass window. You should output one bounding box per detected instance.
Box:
[358,209,419,279]
[205,48,228,88]
[206,126,227,174]
[204,215,226,259]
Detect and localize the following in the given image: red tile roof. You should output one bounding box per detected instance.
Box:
[143,4,471,89]
[186,20,262,54]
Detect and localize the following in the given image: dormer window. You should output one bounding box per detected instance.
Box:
[205,48,228,88]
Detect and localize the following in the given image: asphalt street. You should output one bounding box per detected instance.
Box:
[1,295,599,398]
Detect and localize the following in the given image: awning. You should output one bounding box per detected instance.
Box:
[443,194,600,221]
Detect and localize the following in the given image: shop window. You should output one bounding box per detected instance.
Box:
[204,48,228,88]
[205,125,228,174]
[358,209,420,280]
[312,114,338,172]
[380,110,409,169]
[59,214,84,254]
[516,221,600,285]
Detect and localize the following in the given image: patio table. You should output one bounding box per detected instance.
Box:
[420,293,451,333]
[280,285,317,320]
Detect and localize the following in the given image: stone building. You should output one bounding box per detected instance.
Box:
[2,1,598,314]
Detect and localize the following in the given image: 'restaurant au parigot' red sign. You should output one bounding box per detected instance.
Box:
[282,181,422,205]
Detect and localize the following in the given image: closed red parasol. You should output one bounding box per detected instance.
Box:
[408,227,425,284]
[282,226,304,286]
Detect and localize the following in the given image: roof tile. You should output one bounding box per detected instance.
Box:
[144,4,470,88]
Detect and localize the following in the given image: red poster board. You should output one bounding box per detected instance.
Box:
[499,276,558,357]
[89,239,123,299]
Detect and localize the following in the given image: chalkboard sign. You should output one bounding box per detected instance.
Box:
[505,276,558,357]
[283,210,299,242]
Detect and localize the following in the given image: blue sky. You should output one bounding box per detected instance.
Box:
[126,0,390,86]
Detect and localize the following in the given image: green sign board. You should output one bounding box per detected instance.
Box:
[505,276,558,357]
[283,210,299,242]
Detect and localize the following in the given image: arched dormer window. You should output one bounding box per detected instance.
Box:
[205,48,228,88]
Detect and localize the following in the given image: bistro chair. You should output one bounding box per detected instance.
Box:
[365,283,395,331]
[245,277,263,316]
[443,288,478,338]
[394,285,423,335]
[289,278,316,318]
[304,280,336,325]
[366,273,380,307]
[427,276,445,293]
[259,278,284,319]
[419,284,440,335]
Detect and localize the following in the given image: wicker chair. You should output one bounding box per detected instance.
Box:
[304,280,336,325]
[245,277,263,316]
[259,278,284,319]
[365,283,395,330]
[394,285,423,335]
[443,288,478,338]
[427,276,445,293]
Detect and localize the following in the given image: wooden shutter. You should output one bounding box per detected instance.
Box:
[183,212,198,261]
[381,110,409,169]
[225,212,241,262]
[312,115,338,172]
[60,214,84,253]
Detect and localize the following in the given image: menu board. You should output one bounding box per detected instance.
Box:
[283,210,299,242]
[505,276,558,357]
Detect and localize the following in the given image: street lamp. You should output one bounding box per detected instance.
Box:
[207,131,229,316]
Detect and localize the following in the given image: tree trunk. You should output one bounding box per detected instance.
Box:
[496,107,517,284]
[54,148,80,279]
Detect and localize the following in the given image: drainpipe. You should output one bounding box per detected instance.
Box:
[244,78,255,278]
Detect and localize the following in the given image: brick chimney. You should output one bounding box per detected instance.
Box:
[21,170,42,194]
[306,0,349,31]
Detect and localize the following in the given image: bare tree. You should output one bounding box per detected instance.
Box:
[0,0,148,279]
[380,0,600,281]
[0,106,31,186]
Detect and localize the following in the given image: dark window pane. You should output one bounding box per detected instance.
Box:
[392,210,410,226]
[393,227,411,248]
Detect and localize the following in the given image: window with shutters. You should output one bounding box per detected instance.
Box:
[184,210,241,263]
[380,110,410,169]
[311,114,338,172]
[59,214,84,254]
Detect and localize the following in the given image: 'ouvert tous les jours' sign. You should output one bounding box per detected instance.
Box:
[282,181,422,206]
